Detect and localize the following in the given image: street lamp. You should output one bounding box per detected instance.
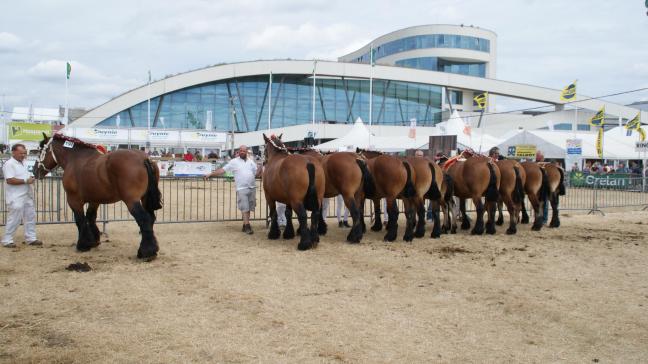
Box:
[229,96,237,155]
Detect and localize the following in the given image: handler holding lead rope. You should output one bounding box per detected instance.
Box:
[2,144,43,248]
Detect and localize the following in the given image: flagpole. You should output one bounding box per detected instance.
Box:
[312,61,316,126]
[64,62,69,125]
[147,70,151,151]
[268,71,272,130]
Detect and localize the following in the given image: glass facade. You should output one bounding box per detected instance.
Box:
[97,75,443,130]
[350,34,490,64]
[395,57,486,77]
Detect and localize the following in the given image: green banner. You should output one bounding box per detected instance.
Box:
[570,171,637,188]
[9,122,52,141]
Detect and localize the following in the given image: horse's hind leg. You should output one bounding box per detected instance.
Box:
[309,204,321,246]
[294,203,313,250]
[485,200,497,235]
[471,197,485,235]
[460,198,471,230]
[267,200,280,240]
[520,200,530,224]
[345,196,362,244]
[383,199,399,242]
[85,202,101,247]
[430,200,442,239]
[528,193,543,231]
[502,197,517,235]
[127,201,158,261]
[283,207,295,239]
[371,199,383,232]
[496,200,504,226]
[549,193,560,228]
[402,199,416,242]
[414,199,426,238]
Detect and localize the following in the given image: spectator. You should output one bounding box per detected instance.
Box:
[583,161,591,174]
[207,150,218,159]
[2,144,42,247]
[616,162,629,174]
[183,150,195,162]
[415,150,424,157]
[488,146,504,160]
[571,162,580,172]
[535,150,544,163]
[536,150,549,225]
[204,145,258,234]
[195,150,202,161]
[630,162,642,175]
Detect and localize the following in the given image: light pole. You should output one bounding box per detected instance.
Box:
[229,96,237,155]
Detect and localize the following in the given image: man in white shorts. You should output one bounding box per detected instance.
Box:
[2,144,42,247]
[204,145,258,234]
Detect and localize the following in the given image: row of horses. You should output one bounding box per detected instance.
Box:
[262,134,566,251]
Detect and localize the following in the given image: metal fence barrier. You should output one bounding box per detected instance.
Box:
[0,176,647,230]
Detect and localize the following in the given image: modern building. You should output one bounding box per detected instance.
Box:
[70,24,646,149]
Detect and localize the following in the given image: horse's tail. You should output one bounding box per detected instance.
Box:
[401,161,416,198]
[425,163,441,200]
[443,173,454,203]
[304,163,319,211]
[356,159,375,198]
[485,162,499,202]
[557,167,566,196]
[512,165,525,204]
[143,159,163,212]
[539,167,550,202]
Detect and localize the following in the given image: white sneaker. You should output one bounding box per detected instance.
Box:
[3,242,16,248]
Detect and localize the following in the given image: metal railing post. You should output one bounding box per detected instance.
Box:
[588,178,604,215]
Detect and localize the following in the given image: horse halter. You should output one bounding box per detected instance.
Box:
[38,137,58,172]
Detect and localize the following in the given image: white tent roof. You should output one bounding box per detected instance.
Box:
[497,127,643,160]
[314,118,428,152]
[418,110,504,153]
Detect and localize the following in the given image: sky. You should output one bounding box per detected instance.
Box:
[1,0,647,114]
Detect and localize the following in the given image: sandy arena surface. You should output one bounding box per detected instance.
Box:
[1,211,647,363]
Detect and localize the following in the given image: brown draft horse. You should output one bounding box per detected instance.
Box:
[34,133,162,260]
[520,162,565,230]
[290,147,374,243]
[429,156,456,235]
[263,134,325,250]
[445,152,501,235]
[494,160,526,234]
[357,149,418,242]
[406,156,443,239]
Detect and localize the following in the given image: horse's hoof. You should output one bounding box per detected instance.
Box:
[403,233,414,242]
[430,231,441,239]
[531,224,542,231]
[318,223,328,236]
[550,220,560,228]
[371,223,382,232]
[137,249,158,261]
[486,226,496,235]
[461,222,471,230]
[506,227,516,235]
[414,229,425,238]
[450,227,457,234]
[471,226,484,235]
[268,228,280,240]
[76,245,92,252]
[495,218,504,226]
[297,240,313,251]
[521,217,530,224]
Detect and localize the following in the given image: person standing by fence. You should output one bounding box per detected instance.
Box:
[2,144,42,248]
[204,145,258,234]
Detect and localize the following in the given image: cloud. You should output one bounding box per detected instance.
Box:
[0,32,22,52]
[247,23,360,52]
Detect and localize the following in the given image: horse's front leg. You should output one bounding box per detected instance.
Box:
[127,201,158,261]
[85,202,101,247]
[267,200,280,240]
[383,198,399,242]
[371,198,383,231]
[294,203,314,251]
[414,198,426,238]
[471,197,485,235]
[68,198,95,252]
[402,199,416,242]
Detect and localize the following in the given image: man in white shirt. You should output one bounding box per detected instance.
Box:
[2,144,42,247]
[204,145,258,234]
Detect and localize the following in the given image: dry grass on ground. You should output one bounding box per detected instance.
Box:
[1,211,648,363]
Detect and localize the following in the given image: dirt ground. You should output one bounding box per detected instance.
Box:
[1,211,647,363]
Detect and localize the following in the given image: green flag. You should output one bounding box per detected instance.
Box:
[66,62,71,79]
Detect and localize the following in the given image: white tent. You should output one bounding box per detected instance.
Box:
[314,118,428,152]
[418,110,504,153]
[496,128,643,160]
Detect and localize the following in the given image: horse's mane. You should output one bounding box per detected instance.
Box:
[266,135,289,154]
[356,147,383,155]
[52,133,99,150]
[286,146,325,155]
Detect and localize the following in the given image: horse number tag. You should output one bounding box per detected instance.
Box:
[63,141,74,148]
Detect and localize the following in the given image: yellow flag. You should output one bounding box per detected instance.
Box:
[639,127,646,142]
[589,106,605,127]
[596,127,604,158]
[560,81,577,102]
[473,92,487,110]
[625,112,640,130]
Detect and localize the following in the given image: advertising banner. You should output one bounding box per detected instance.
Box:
[180,131,227,144]
[73,128,129,141]
[130,129,180,144]
[635,141,648,152]
[507,144,537,158]
[569,171,635,189]
[172,161,212,177]
[566,138,582,155]
[9,122,52,141]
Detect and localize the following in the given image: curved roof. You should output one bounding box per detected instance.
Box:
[71,60,646,127]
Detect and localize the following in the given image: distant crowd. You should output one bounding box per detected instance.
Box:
[570,161,643,175]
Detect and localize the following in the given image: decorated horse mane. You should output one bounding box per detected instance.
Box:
[266,134,289,154]
[50,133,101,150]
[286,146,322,155]
[355,147,383,156]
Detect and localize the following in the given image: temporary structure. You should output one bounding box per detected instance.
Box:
[314,118,427,152]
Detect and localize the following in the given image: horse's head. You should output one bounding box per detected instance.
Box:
[34,132,58,179]
[262,133,288,163]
